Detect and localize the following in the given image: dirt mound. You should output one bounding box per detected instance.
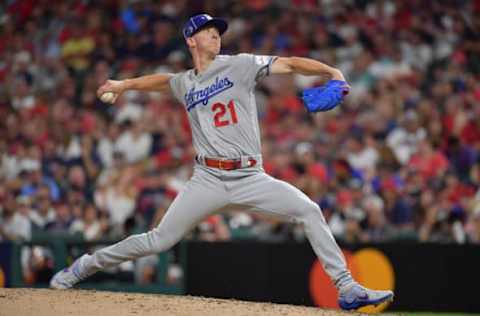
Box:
[0,288,368,316]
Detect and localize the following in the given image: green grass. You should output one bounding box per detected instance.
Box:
[398,313,480,316]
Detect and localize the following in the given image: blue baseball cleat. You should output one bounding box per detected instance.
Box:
[338,283,394,311]
[50,254,91,289]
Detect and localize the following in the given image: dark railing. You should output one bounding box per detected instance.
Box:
[2,232,186,295]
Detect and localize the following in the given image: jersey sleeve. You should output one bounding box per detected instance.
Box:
[236,53,278,88]
[168,72,184,103]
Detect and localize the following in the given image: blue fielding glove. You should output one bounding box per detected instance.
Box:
[302,80,350,113]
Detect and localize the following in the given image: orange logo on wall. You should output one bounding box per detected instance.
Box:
[0,267,5,288]
[309,248,395,313]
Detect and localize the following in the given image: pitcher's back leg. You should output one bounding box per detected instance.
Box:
[51,167,228,288]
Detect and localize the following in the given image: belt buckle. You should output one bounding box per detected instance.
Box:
[218,158,227,170]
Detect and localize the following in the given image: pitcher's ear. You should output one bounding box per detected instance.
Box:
[186,37,196,48]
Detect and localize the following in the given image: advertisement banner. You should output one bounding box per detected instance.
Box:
[186,241,480,313]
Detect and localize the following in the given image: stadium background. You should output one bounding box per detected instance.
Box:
[1,0,480,314]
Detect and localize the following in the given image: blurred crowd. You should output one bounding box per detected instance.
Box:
[1,0,480,252]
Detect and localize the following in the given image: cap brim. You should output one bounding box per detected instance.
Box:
[199,18,228,36]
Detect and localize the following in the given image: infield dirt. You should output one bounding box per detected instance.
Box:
[0,288,384,316]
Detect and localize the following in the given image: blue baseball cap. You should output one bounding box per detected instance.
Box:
[183,14,228,38]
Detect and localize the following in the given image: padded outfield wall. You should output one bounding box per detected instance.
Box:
[1,240,479,313]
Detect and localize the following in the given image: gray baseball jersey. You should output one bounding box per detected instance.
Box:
[66,53,354,292]
[169,54,274,159]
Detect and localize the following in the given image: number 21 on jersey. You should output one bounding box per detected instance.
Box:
[212,100,238,127]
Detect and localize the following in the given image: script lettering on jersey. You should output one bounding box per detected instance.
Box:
[185,77,234,112]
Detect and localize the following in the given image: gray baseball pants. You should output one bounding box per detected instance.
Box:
[82,163,353,289]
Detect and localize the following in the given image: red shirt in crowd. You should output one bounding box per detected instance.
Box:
[408,151,449,180]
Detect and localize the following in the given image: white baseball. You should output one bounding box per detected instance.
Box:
[100,92,116,103]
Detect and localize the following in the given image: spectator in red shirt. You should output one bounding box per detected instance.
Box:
[408,140,449,181]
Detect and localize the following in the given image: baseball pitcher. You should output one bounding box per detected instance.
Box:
[50,14,394,310]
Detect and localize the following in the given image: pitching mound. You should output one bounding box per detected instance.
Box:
[0,288,369,316]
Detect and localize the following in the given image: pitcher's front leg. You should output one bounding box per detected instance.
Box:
[229,173,393,310]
